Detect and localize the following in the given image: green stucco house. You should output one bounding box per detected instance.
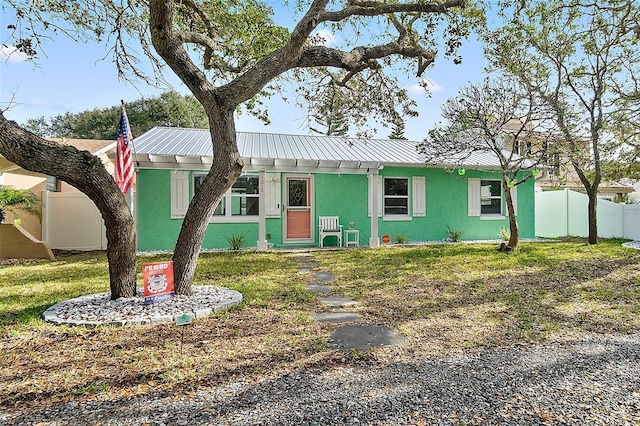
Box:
[132,127,535,251]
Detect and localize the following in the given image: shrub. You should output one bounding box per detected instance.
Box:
[225,232,247,251]
[393,233,408,244]
[445,226,463,242]
[499,226,510,241]
[0,185,41,225]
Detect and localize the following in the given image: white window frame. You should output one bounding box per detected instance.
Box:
[480,179,503,219]
[193,172,260,223]
[383,176,411,220]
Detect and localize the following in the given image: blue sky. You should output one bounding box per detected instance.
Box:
[1,7,488,141]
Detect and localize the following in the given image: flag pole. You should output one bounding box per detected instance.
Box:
[121,100,140,167]
[120,100,136,222]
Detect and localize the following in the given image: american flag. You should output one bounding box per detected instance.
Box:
[115,104,135,193]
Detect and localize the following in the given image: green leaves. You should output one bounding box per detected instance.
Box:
[0,185,41,225]
[23,91,208,139]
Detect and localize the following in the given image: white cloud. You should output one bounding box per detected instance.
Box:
[311,29,338,47]
[1,45,29,63]
[409,79,443,96]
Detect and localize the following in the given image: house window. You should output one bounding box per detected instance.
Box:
[193,174,259,219]
[384,177,409,216]
[480,180,502,215]
[46,176,59,192]
[231,175,259,216]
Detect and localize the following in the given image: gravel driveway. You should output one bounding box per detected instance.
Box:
[3,333,639,425]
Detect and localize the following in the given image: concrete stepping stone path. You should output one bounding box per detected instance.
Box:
[305,283,331,294]
[317,295,358,307]
[312,312,361,323]
[292,253,405,351]
[329,325,407,351]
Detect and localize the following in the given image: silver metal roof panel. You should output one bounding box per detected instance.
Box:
[133,127,518,168]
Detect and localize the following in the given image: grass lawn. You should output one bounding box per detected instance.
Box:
[0,239,639,409]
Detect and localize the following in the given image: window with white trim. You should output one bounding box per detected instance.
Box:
[383,177,409,216]
[193,173,260,218]
[480,180,502,215]
[46,175,59,192]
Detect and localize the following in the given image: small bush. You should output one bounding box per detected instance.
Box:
[445,226,464,242]
[225,232,247,251]
[499,226,511,241]
[393,234,408,244]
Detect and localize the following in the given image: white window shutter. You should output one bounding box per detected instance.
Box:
[170,171,189,218]
[264,173,281,218]
[468,178,481,217]
[412,176,426,217]
[368,174,382,217]
[507,185,518,216]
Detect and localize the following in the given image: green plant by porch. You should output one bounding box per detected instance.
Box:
[0,185,41,225]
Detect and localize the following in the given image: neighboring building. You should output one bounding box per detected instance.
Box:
[133,127,536,251]
[536,175,634,203]
[503,124,634,201]
[0,138,116,240]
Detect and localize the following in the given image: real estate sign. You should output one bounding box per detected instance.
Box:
[143,261,175,305]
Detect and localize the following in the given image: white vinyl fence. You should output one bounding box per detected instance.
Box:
[536,189,640,240]
[42,191,108,250]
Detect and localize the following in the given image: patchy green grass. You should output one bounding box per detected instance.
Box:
[312,239,640,350]
[0,240,638,410]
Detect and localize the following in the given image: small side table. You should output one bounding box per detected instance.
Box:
[344,229,359,247]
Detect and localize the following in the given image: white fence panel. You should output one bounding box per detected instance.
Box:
[623,205,640,240]
[42,191,107,250]
[598,197,624,238]
[535,189,640,240]
[535,190,569,237]
[567,190,589,237]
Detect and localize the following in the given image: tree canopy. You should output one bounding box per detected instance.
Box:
[485,0,640,243]
[23,91,208,139]
[4,0,484,294]
[422,77,552,248]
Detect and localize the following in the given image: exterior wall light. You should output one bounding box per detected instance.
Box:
[457,168,466,176]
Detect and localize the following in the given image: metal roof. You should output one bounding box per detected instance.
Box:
[132,126,517,171]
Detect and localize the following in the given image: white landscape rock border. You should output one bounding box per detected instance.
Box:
[622,241,640,250]
[41,285,242,327]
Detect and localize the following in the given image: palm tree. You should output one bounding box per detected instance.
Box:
[0,185,40,225]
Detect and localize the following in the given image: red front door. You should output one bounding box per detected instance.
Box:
[285,177,312,241]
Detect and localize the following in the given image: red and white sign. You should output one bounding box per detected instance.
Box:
[381,234,391,244]
[143,261,175,305]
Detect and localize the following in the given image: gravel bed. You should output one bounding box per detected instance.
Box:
[41,286,242,326]
[3,333,639,425]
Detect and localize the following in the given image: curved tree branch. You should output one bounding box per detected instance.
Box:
[0,114,137,298]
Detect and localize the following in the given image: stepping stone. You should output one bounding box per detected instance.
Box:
[306,283,330,294]
[313,271,334,282]
[328,325,407,351]
[318,296,358,307]
[290,253,312,259]
[297,266,314,273]
[313,312,361,323]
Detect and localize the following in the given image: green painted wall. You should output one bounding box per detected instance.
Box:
[137,169,262,251]
[136,167,535,251]
[377,166,535,242]
[137,169,183,251]
[314,174,368,246]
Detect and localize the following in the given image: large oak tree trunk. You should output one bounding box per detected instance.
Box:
[0,114,137,299]
[171,106,243,295]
